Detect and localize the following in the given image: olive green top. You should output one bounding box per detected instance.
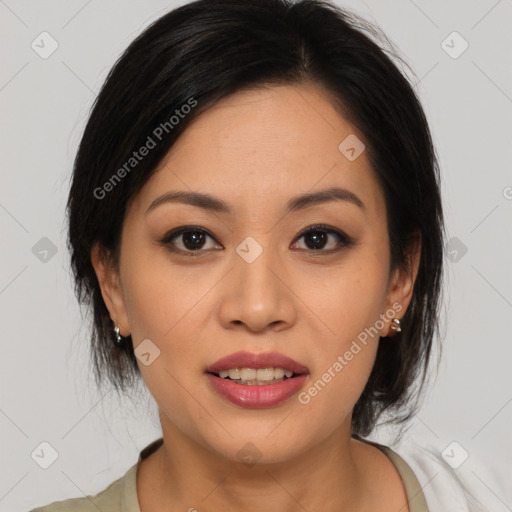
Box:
[30,437,429,511]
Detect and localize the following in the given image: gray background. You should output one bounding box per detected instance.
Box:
[1,0,511,510]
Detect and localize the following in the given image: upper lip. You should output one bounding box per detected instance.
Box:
[205,351,309,375]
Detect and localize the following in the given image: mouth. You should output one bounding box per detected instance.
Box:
[204,351,309,404]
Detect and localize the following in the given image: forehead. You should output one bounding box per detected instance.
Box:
[129,83,386,221]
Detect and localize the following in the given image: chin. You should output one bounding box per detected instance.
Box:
[198,425,312,467]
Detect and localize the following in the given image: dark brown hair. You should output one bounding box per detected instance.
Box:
[66,0,446,437]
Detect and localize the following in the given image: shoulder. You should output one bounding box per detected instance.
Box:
[387,435,507,512]
[28,464,136,512]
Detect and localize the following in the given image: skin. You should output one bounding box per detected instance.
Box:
[91,81,421,512]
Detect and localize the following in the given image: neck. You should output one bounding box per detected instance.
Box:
[138,414,377,512]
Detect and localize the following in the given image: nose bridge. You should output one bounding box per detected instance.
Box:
[235,233,281,300]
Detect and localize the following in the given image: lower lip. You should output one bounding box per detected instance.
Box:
[205,373,308,408]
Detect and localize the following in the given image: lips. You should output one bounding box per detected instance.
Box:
[205,351,309,375]
[204,351,310,408]
[205,373,308,408]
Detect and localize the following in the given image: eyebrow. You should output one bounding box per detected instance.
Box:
[145,186,365,215]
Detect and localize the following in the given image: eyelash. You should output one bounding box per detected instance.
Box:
[159,224,354,258]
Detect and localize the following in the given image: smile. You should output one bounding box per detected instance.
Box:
[205,352,309,408]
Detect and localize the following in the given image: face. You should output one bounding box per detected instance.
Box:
[92,82,418,464]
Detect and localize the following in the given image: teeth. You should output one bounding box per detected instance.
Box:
[217,367,295,381]
[256,368,273,380]
[240,368,257,381]
[228,369,240,380]
[274,367,285,379]
[238,378,286,385]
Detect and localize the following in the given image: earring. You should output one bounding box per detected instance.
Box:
[387,318,401,337]
[113,321,124,346]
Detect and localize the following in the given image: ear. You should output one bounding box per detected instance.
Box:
[380,231,421,337]
[90,242,131,337]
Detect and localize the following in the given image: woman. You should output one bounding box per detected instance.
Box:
[30,0,474,510]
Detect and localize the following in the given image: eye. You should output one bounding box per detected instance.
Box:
[160,223,353,257]
[290,224,353,253]
[160,226,223,256]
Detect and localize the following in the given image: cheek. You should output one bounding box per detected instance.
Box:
[293,257,388,347]
[121,245,210,341]
[120,251,216,386]
[296,331,378,439]
[291,258,387,412]
[123,261,208,429]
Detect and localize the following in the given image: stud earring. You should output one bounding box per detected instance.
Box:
[387,318,401,337]
[113,321,124,346]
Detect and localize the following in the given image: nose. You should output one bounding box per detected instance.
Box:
[217,243,297,333]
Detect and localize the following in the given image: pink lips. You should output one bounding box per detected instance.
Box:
[205,351,309,408]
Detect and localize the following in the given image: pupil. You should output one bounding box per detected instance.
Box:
[183,231,205,250]
[307,230,326,250]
